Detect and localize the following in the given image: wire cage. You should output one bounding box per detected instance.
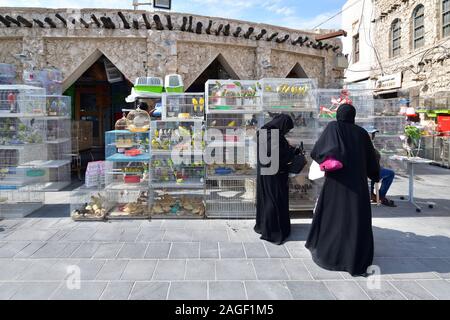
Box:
[70,187,109,221]
[150,120,204,155]
[0,117,46,147]
[46,95,71,117]
[0,63,16,85]
[23,68,63,96]
[150,154,204,188]
[205,178,256,218]
[373,98,402,116]
[105,160,149,191]
[45,118,71,144]
[150,188,205,219]
[106,189,151,219]
[373,116,406,136]
[0,85,46,115]
[288,173,319,211]
[0,185,45,218]
[317,88,374,120]
[162,93,205,120]
[261,78,317,112]
[105,130,150,162]
[205,80,262,114]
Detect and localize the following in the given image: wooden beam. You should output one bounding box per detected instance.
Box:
[79,18,89,28]
[291,36,302,45]
[165,15,173,30]
[215,24,223,36]
[276,34,289,43]
[205,20,212,34]
[332,45,340,52]
[5,15,20,27]
[142,13,151,29]
[17,16,32,28]
[233,27,242,37]
[0,15,11,27]
[255,29,266,40]
[195,22,202,34]
[181,16,187,31]
[244,27,254,39]
[300,36,309,45]
[100,16,109,28]
[55,13,67,27]
[267,32,278,41]
[33,18,45,28]
[315,30,347,41]
[187,16,193,32]
[153,15,164,30]
[133,19,139,29]
[223,24,230,36]
[44,17,56,28]
[118,11,131,29]
[107,17,115,29]
[91,14,101,27]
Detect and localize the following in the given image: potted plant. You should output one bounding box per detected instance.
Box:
[402,125,422,157]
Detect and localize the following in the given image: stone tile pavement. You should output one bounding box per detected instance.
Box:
[0,164,450,300]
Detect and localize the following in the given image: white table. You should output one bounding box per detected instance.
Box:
[389,155,435,212]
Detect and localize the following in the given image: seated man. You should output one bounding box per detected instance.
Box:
[366,128,396,207]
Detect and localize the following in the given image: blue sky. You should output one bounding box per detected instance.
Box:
[0,0,348,30]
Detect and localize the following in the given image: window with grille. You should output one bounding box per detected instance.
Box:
[444,0,450,37]
[391,19,401,57]
[353,34,360,63]
[413,5,425,49]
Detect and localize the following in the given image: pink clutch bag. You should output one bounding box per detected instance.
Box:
[320,156,343,172]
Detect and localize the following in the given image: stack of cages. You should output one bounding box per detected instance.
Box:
[373,98,407,174]
[261,78,319,210]
[150,94,206,219]
[205,80,262,218]
[417,96,439,161]
[104,129,151,220]
[0,83,48,218]
[23,68,63,96]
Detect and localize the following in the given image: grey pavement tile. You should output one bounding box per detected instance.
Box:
[216,260,256,280]
[117,243,148,259]
[185,260,215,280]
[252,259,289,280]
[200,242,219,259]
[373,257,440,280]
[302,259,345,280]
[130,281,169,300]
[161,220,189,229]
[0,259,32,281]
[145,242,171,259]
[0,282,21,299]
[100,282,134,300]
[264,242,290,258]
[121,260,157,281]
[96,260,128,280]
[169,242,200,259]
[163,229,193,242]
[10,282,60,300]
[153,260,186,280]
[357,280,407,300]
[0,241,30,258]
[245,281,293,300]
[281,259,313,280]
[57,242,82,258]
[390,281,436,300]
[61,228,97,241]
[284,241,311,258]
[5,229,58,241]
[16,260,56,281]
[168,281,207,300]
[219,242,246,259]
[115,228,141,242]
[31,242,69,258]
[71,242,101,258]
[51,282,107,300]
[208,281,247,300]
[76,260,106,280]
[192,230,229,242]
[136,229,165,242]
[32,219,60,229]
[324,281,370,300]
[416,280,450,300]
[287,281,336,300]
[93,242,123,259]
[243,242,268,258]
[227,229,251,242]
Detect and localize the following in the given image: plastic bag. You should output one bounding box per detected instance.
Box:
[308,160,325,180]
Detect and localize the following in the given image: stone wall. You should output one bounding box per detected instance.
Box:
[372,0,450,96]
[0,8,345,90]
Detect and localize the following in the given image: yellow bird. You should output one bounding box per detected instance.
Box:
[199,97,205,112]
[227,120,236,127]
[192,98,198,112]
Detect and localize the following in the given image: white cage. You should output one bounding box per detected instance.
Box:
[150,188,205,219]
[70,187,109,221]
[162,93,205,120]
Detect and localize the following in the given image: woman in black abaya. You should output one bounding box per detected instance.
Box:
[254,114,300,244]
[306,104,380,276]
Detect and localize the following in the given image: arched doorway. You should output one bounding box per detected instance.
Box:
[286,63,308,78]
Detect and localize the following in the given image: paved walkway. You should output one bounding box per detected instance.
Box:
[1,163,450,300]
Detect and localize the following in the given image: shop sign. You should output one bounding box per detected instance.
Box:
[375,72,402,91]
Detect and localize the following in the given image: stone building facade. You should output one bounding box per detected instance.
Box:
[372,0,450,100]
[0,7,345,91]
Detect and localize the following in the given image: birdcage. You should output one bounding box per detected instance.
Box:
[115,112,129,130]
[126,106,150,133]
[260,78,317,112]
[70,187,109,221]
[46,95,70,117]
[0,63,16,85]
[150,188,205,219]
[162,93,205,120]
[105,160,149,191]
[0,185,45,218]
[205,80,262,113]
[105,130,150,162]
[0,85,46,115]
[106,189,151,220]
[150,154,204,188]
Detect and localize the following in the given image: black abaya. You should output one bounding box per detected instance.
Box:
[306,104,380,276]
[254,114,298,244]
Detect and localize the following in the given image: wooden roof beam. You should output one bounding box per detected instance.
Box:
[142,13,151,29]
[195,22,202,34]
[91,14,101,27]
[44,17,56,28]
[267,32,278,41]
[244,27,254,39]
[233,27,242,37]
[0,15,11,27]
[5,15,20,27]
[165,15,173,30]
[118,11,131,29]
[315,30,347,41]
[79,18,89,28]
[205,20,212,34]
[33,18,45,28]
[255,29,266,40]
[17,16,32,28]
[276,34,289,43]
[55,13,67,27]
[153,14,164,30]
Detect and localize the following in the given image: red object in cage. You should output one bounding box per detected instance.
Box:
[437,115,450,136]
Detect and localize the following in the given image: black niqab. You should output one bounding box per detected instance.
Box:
[306,104,380,276]
[254,114,297,244]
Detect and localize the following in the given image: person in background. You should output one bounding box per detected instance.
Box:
[306,104,380,277]
[366,128,397,207]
